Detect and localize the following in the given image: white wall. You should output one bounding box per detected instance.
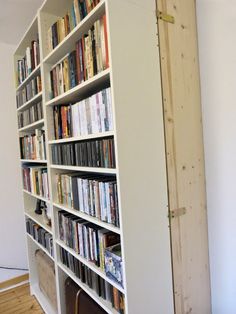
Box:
[0,42,28,270]
[197,1,236,313]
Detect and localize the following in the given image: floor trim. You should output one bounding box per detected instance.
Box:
[0,273,29,290]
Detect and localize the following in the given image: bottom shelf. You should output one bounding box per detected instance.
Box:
[58,262,118,314]
[31,283,57,314]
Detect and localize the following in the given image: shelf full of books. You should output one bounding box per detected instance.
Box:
[14,1,176,314]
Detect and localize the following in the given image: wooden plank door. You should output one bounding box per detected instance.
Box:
[156,0,212,313]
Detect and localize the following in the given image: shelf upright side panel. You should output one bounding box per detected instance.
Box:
[106,1,174,313]
[38,10,62,314]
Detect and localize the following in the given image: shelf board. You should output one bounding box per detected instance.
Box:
[31,283,57,314]
[23,189,50,203]
[50,164,117,175]
[58,262,119,314]
[18,119,44,132]
[56,239,124,294]
[27,233,54,261]
[45,69,110,106]
[20,159,47,163]
[16,64,41,92]
[43,0,105,65]
[53,202,120,235]
[16,92,42,112]
[25,210,52,234]
[48,131,114,145]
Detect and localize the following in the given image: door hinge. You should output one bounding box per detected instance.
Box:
[169,207,186,219]
[157,10,175,24]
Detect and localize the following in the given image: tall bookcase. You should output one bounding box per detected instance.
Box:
[14,0,211,313]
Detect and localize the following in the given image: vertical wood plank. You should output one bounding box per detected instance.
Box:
[156,0,212,313]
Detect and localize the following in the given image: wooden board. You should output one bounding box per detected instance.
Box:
[0,273,29,290]
[156,0,212,313]
[0,283,44,314]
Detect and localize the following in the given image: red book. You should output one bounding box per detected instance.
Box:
[61,106,68,138]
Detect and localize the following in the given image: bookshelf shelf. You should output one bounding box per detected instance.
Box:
[16,91,42,112]
[56,239,124,294]
[23,189,50,203]
[18,118,44,132]
[14,0,211,313]
[54,202,120,235]
[16,64,41,92]
[50,164,116,174]
[48,131,114,145]
[27,233,54,261]
[45,69,110,106]
[25,211,52,234]
[20,159,47,163]
[57,262,118,314]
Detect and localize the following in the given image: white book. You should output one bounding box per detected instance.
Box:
[106,87,113,131]
[71,104,78,137]
[98,92,105,132]
[26,47,31,75]
[90,94,98,134]
[81,100,88,135]
[105,182,111,223]
[77,178,84,212]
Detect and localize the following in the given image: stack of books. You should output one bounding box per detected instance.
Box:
[16,74,42,108]
[20,130,46,160]
[60,247,125,313]
[22,166,49,199]
[47,0,100,52]
[51,137,115,168]
[26,218,53,257]
[50,14,109,99]
[56,173,119,227]
[18,101,43,128]
[58,210,120,269]
[17,37,40,84]
[53,87,113,139]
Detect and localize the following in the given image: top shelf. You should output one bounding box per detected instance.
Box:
[42,0,105,64]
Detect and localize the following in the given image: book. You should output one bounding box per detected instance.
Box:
[49,15,109,99]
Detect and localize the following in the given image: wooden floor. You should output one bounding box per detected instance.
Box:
[0,283,44,314]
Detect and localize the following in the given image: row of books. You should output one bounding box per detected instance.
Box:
[47,0,100,53]
[20,130,46,160]
[50,14,109,99]
[58,210,120,270]
[53,87,113,140]
[60,247,125,313]
[16,75,42,108]
[18,101,43,129]
[17,38,40,85]
[26,218,53,257]
[56,173,119,227]
[51,138,116,168]
[22,166,49,199]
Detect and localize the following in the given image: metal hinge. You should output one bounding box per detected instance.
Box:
[157,10,175,24]
[169,207,186,219]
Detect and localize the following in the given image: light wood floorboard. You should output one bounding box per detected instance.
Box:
[0,283,44,314]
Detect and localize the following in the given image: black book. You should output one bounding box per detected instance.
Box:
[52,22,58,48]
[68,50,77,89]
[91,25,97,76]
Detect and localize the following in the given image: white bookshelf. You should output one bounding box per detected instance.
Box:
[14,1,176,313]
